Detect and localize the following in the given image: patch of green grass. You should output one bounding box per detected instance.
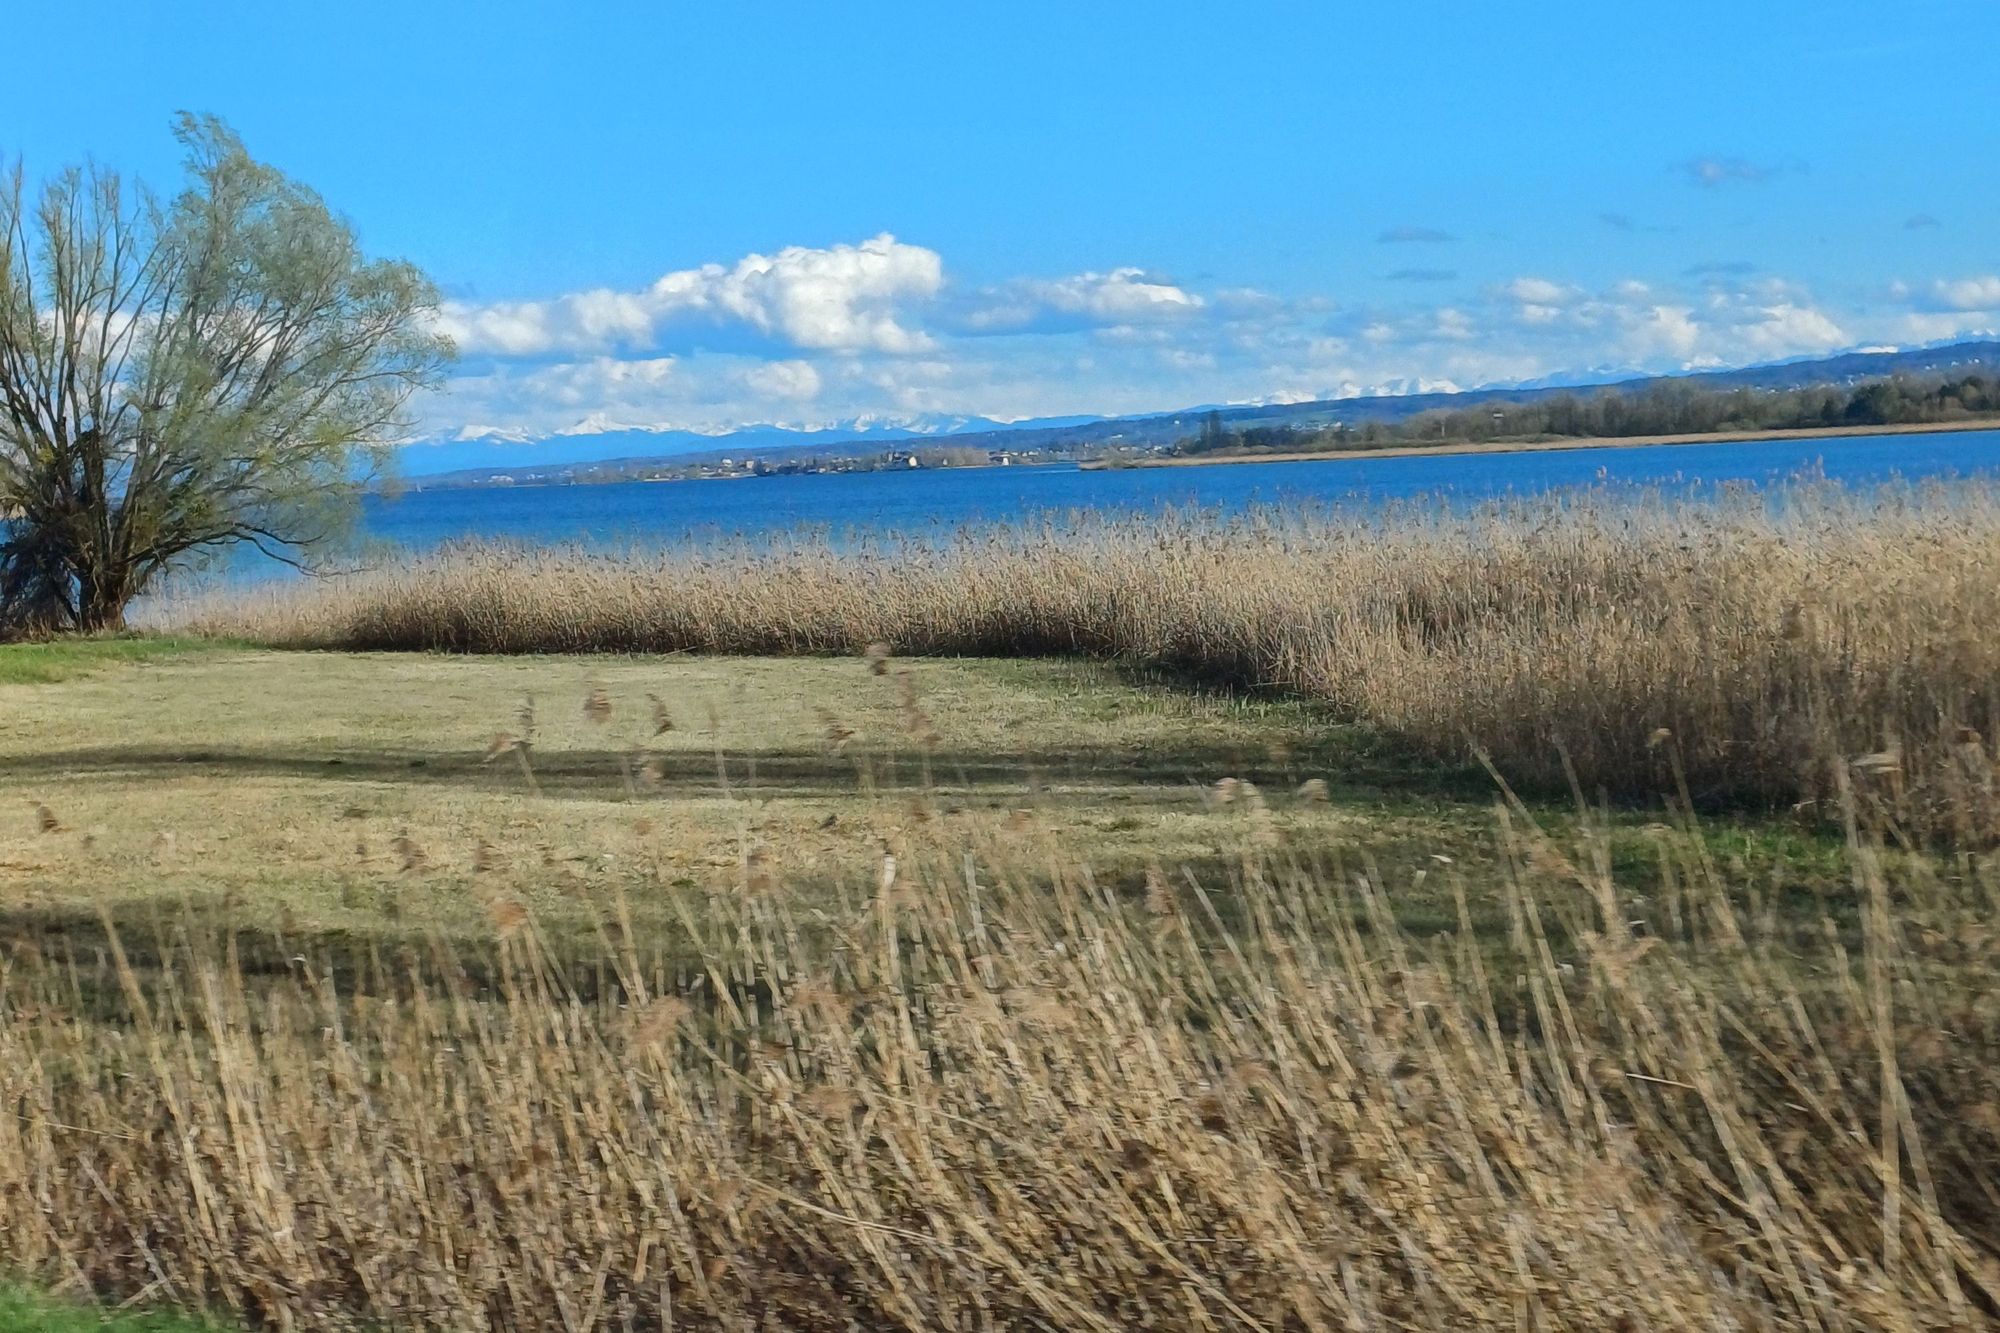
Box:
[0,636,222,685]
[0,1285,232,1331]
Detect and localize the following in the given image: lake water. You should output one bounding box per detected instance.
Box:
[356,428,2000,555]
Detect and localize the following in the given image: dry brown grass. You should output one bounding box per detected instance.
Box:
[176,481,2000,836]
[2,787,1997,1329]
[0,651,1499,948]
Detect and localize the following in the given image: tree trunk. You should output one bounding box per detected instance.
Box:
[77,601,127,633]
[75,564,132,633]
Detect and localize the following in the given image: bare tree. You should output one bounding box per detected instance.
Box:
[0,114,452,632]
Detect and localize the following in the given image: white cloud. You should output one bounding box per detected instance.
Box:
[1930,276,2000,312]
[961,268,1202,333]
[1432,308,1476,340]
[1210,286,1286,317]
[438,303,562,357]
[437,233,943,357]
[567,289,657,343]
[1499,277,1587,326]
[698,234,942,352]
[1503,277,1573,306]
[1623,305,1702,360]
[1736,303,1846,357]
[415,235,1997,450]
[1891,312,1996,344]
[741,359,822,401]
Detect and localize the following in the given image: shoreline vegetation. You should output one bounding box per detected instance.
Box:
[9,475,2000,1327]
[1093,368,2000,470]
[178,480,2000,838]
[1082,412,2000,469]
[4,783,1995,1328]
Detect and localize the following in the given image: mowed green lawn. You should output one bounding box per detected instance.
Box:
[0,641,1541,953]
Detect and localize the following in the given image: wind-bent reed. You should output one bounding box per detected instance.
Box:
[4,796,1998,1329]
[179,481,2000,834]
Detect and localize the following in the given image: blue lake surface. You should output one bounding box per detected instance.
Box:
[360,428,2000,554]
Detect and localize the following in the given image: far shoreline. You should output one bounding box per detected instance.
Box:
[1081,416,2000,470]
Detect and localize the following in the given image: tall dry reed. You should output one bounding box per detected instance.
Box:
[3,795,1998,1329]
[177,481,2000,833]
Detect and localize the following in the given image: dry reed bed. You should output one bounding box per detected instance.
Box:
[3,805,1998,1329]
[181,483,2000,830]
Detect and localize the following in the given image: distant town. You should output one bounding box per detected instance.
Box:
[463,443,1071,490]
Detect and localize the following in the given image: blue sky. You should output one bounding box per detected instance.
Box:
[10,1,2000,448]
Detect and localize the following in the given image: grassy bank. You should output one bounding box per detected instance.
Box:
[0,635,219,685]
[177,482,2000,837]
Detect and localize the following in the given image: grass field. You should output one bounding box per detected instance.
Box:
[0,636,218,685]
[2,642,1549,951]
[2,642,1866,964]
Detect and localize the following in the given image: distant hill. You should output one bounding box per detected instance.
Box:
[399,414,1107,479]
[399,340,2000,487]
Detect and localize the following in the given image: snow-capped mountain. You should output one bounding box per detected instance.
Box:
[402,412,1107,476]
[399,340,2000,481]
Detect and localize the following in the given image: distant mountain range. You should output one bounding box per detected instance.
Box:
[403,414,1110,478]
[398,339,2000,485]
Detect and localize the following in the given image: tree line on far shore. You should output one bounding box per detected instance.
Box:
[1179,371,2000,457]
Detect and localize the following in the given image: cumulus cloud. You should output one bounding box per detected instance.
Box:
[1377,225,1455,244]
[1498,277,1580,326]
[1679,156,1783,187]
[1431,308,1476,340]
[436,233,944,358]
[1734,303,1846,357]
[741,359,823,401]
[1377,271,1858,375]
[439,302,566,357]
[959,268,1203,333]
[1892,312,1997,343]
[1623,305,1703,361]
[1928,276,2000,311]
[700,235,943,352]
[1210,287,1286,316]
[415,230,1990,452]
[1502,277,1574,306]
